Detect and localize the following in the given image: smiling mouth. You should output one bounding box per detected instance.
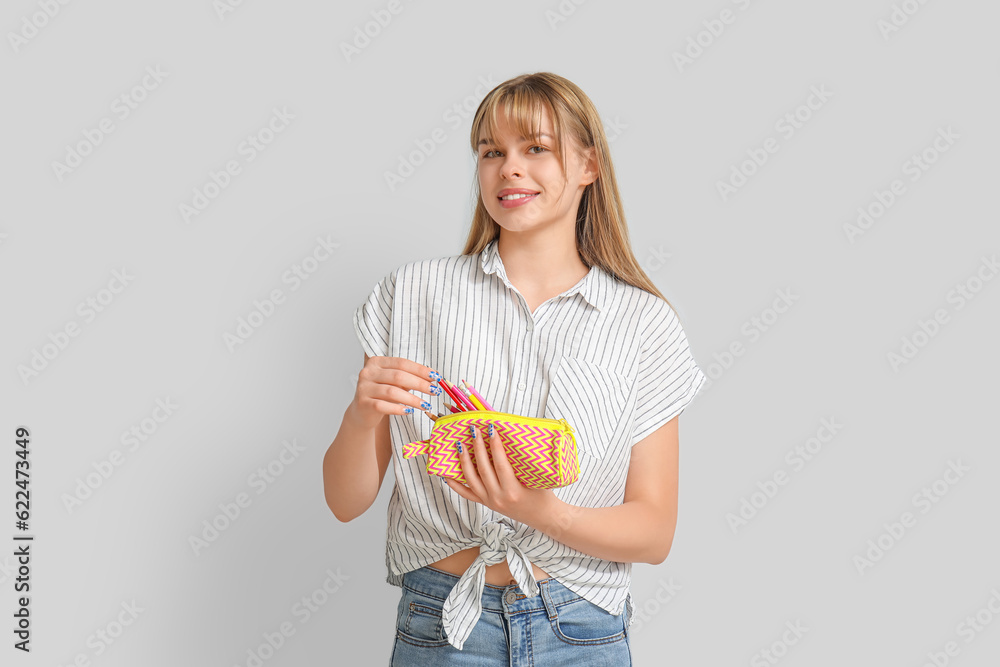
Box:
[498,192,539,201]
[497,192,539,209]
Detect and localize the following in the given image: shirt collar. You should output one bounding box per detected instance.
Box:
[479,238,611,312]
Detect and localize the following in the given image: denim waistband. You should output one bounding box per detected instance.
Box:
[401,565,583,615]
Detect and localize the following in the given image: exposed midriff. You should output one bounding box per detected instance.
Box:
[427,547,551,585]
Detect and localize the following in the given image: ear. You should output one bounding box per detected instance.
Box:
[580,146,599,187]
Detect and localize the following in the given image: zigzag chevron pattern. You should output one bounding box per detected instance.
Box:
[404,417,579,489]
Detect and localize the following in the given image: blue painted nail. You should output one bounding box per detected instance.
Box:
[430,371,443,381]
[469,425,476,438]
[404,407,414,414]
[421,400,431,410]
[430,384,442,396]
[457,443,463,454]
[487,423,494,437]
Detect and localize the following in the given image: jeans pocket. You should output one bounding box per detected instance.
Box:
[550,596,627,645]
[396,587,451,647]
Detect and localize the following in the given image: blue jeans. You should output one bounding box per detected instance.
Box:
[389,565,632,666]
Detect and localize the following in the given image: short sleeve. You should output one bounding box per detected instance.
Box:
[352,270,396,359]
[630,302,707,446]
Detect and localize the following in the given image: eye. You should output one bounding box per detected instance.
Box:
[481,145,547,159]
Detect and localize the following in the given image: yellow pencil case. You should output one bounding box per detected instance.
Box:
[403,410,580,489]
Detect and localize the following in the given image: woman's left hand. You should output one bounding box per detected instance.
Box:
[444,422,557,529]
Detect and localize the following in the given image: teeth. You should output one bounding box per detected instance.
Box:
[500,193,537,200]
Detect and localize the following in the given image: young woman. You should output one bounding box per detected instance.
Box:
[324,71,707,665]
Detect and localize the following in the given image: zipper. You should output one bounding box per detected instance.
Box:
[434,410,573,434]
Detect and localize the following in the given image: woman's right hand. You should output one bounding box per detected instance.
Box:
[350,355,441,430]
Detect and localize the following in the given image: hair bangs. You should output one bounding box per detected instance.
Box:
[474,85,566,168]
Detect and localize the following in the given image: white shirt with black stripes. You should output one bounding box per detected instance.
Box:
[352,238,707,651]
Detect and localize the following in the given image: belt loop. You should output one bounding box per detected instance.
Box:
[539,579,558,621]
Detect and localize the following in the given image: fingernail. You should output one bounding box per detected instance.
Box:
[429,371,443,381]
[469,425,476,438]
[404,407,414,414]
[487,423,494,438]
[457,443,463,454]
[430,384,442,396]
[421,400,431,410]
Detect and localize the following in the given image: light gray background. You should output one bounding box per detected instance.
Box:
[2,1,999,665]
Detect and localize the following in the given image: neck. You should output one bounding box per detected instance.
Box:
[496,230,590,293]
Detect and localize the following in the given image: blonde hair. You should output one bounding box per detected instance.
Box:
[463,71,676,316]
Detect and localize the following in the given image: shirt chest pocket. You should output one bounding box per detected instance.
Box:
[544,355,633,460]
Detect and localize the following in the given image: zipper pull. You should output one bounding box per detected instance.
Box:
[558,418,573,434]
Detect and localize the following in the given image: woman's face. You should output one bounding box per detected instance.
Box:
[477,107,596,237]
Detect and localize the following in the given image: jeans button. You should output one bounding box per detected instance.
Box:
[505,591,517,604]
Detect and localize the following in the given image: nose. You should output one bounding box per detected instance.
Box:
[499,153,523,180]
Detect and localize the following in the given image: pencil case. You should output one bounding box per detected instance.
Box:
[403,411,580,489]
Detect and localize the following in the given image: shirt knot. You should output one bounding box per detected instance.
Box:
[478,520,514,565]
[439,519,539,651]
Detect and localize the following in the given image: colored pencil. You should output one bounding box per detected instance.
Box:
[462,387,486,411]
[456,388,478,411]
[435,379,460,407]
[441,379,476,411]
[461,380,493,411]
[438,380,467,410]
[458,381,486,410]
[449,380,477,411]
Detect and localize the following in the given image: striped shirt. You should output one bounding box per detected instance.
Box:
[352,238,706,651]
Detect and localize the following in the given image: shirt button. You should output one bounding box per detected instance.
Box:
[505,591,517,604]
[517,383,526,391]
